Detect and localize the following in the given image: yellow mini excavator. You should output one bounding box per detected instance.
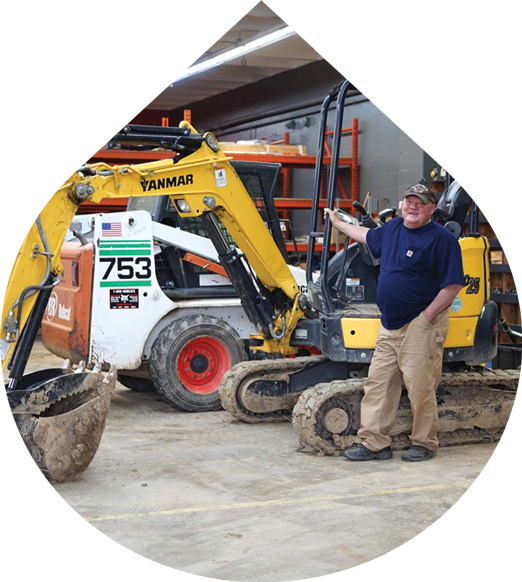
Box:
[3,81,518,482]
[219,81,519,455]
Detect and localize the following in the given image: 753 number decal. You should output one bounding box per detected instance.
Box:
[100,257,152,280]
[464,274,481,294]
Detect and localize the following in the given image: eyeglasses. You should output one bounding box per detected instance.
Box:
[403,199,428,208]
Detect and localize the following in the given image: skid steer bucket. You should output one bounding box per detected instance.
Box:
[6,361,116,482]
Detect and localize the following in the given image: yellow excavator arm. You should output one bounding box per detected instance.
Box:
[2,122,302,374]
[0,122,304,481]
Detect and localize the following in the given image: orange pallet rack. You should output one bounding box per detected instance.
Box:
[80,119,359,215]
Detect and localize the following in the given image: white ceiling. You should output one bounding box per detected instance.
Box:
[0,0,494,111]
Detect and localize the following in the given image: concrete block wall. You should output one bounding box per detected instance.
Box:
[346,100,399,211]
[395,93,426,198]
[222,67,522,236]
[219,99,440,236]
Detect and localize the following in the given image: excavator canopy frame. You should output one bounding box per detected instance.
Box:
[306,63,482,312]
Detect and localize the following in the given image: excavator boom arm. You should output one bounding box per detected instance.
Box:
[2,123,301,371]
[1,121,303,482]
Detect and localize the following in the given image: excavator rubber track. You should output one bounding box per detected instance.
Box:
[220,356,324,423]
[292,368,520,455]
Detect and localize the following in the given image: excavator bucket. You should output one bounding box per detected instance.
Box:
[6,361,116,482]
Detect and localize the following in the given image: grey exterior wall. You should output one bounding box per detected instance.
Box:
[171,0,522,235]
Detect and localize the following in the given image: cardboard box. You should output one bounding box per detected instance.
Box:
[489,251,503,265]
[220,142,307,156]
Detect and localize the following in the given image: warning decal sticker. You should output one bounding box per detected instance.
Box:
[0,337,9,361]
[215,168,227,188]
[110,288,139,310]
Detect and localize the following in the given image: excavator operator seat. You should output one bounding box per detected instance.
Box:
[434,178,472,236]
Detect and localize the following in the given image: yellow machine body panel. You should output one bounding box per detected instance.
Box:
[341,234,490,351]
[341,316,479,349]
[455,235,490,316]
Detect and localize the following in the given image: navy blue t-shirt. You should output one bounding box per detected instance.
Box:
[366,217,465,330]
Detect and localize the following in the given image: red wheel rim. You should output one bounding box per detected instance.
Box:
[177,337,231,394]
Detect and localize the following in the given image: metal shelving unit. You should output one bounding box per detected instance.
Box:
[78,123,360,259]
[80,120,359,216]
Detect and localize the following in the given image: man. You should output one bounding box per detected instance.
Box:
[324,183,465,462]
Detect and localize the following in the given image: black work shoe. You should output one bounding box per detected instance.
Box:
[343,443,393,461]
[401,446,436,462]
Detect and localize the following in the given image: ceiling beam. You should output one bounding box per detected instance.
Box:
[252,45,337,63]
[227,55,317,68]
[0,0,493,110]
[189,64,289,82]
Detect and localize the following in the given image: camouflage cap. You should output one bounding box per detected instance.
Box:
[403,183,436,204]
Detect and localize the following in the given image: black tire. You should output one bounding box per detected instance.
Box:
[149,314,247,412]
[118,374,156,393]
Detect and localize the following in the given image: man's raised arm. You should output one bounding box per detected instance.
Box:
[324,208,369,244]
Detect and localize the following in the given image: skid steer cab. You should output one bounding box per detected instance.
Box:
[0,122,304,481]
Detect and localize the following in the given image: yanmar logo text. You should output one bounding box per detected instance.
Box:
[140,174,194,192]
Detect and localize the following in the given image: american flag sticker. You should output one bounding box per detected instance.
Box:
[102,222,122,237]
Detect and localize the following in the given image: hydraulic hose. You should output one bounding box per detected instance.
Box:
[6,215,53,339]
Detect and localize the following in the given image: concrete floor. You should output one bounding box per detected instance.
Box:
[7,341,497,581]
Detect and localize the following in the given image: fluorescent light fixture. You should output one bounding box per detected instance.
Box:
[156,0,381,85]
[87,99,128,115]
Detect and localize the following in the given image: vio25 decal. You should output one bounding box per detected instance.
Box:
[464,274,481,294]
[100,257,152,281]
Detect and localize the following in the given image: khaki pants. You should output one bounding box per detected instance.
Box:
[358,309,450,452]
